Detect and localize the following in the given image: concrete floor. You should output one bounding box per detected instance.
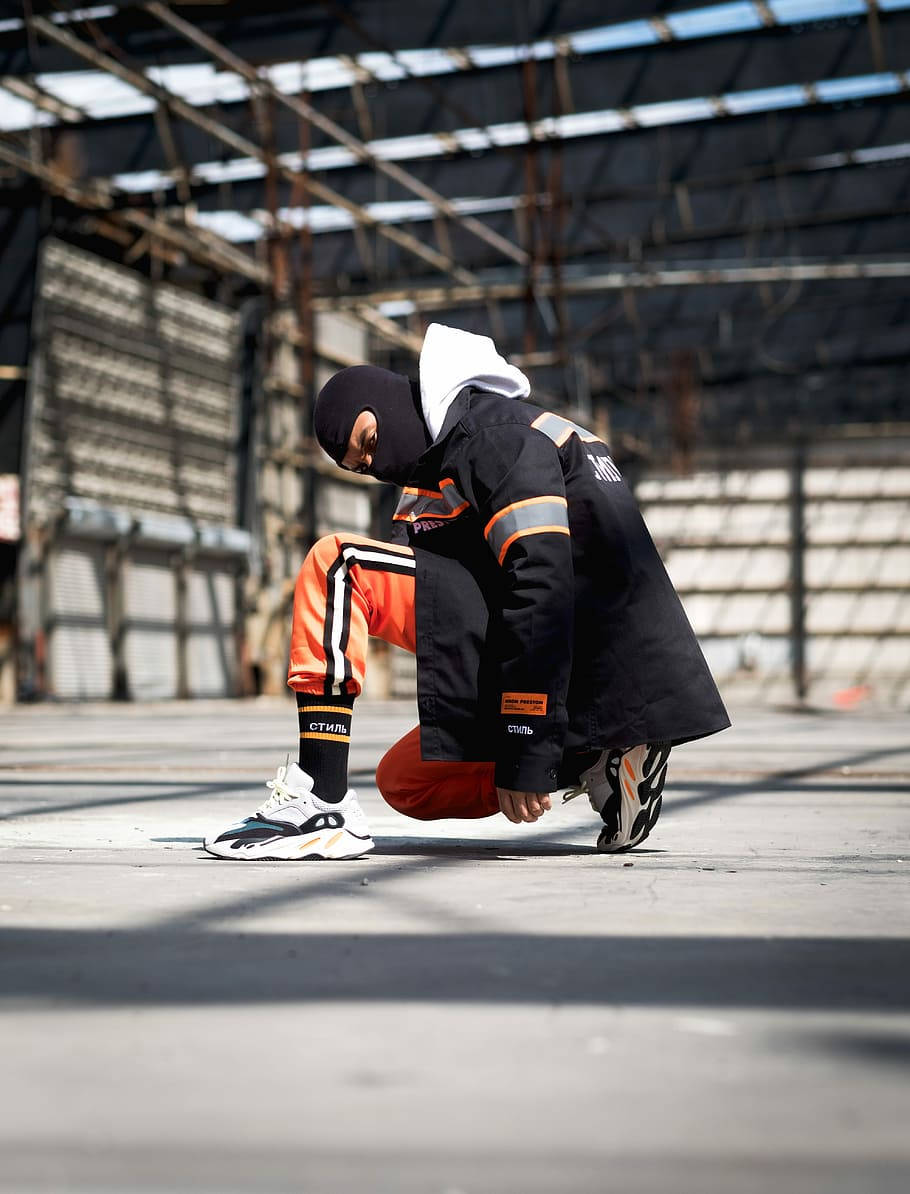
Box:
[1,698,909,1194]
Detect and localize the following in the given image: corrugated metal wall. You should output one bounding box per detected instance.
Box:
[637,451,910,708]
[20,240,247,701]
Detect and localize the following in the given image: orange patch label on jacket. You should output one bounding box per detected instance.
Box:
[500,692,548,716]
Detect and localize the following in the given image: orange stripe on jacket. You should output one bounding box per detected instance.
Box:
[393,505,469,524]
[483,494,567,539]
[496,525,570,566]
[402,485,443,499]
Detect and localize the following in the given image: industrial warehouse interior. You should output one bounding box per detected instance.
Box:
[0,2,908,1192]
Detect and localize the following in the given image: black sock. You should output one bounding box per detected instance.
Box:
[296,694,355,802]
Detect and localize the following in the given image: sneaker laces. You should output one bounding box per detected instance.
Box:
[255,761,297,817]
[562,781,588,804]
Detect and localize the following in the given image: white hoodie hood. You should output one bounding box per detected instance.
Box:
[419,323,531,442]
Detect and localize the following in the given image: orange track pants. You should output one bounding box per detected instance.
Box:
[288,534,499,820]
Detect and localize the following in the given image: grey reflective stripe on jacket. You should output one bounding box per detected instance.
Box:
[484,496,569,566]
[394,477,469,524]
[531,411,601,446]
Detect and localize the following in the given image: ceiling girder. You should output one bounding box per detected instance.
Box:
[27,13,478,285]
[313,259,910,313]
[142,0,530,268]
[0,135,270,283]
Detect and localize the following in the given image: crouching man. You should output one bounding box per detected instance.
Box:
[204,324,729,860]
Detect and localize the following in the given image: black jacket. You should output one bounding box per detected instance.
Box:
[393,388,729,792]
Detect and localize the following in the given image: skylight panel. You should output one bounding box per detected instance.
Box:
[306,145,360,170]
[465,41,556,68]
[305,209,356,233]
[194,157,265,186]
[569,20,659,53]
[530,41,557,62]
[356,53,407,82]
[723,82,809,115]
[55,6,116,22]
[768,0,865,20]
[371,201,436,221]
[112,169,174,194]
[454,128,495,152]
[456,196,520,214]
[465,44,527,69]
[193,211,262,243]
[666,3,763,38]
[814,73,903,102]
[369,133,448,162]
[7,0,908,141]
[265,59,351,93]
[633,96,719,126]
[270,206,356,233]
[0,4,117,30]
[853,140,910,163]
[37,70,154,120]
[486,122,532,148]
[146,63,249,106]
[194,194,545,243]
[97,65,908,197]
[552,110,627,137]
[378,301,418,317]
[0,92,54,131]
[395,49,461,77]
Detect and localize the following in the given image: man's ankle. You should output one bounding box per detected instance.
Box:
[296,693,355,802]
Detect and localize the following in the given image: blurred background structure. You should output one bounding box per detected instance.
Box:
[0,0,908,709]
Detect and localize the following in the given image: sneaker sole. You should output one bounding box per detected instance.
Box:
[202,828,375,861]
[597,743,669,853]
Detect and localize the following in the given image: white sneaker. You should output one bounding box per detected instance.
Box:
[203,762,374,861]
[564,742,670,853]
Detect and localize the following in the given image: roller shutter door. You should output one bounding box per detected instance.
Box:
[186,562,237,697]
[47,539,112,699]
[122,549,179,700]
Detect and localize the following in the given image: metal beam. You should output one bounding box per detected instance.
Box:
[0,134,271,283]
[314,259,910,311]
[27,13,479,286]
[320,1,502,147]
[142,0,530,269]
[0,75,86,123]
[0,138,440,365]
[0,144,441,373]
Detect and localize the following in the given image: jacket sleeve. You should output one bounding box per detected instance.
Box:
[454,423,573,792]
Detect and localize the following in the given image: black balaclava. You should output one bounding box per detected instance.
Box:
[313,364,430,487]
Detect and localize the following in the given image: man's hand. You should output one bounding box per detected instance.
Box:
[496,788,552,824]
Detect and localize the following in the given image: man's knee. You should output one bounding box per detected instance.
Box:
[301,533,344,579]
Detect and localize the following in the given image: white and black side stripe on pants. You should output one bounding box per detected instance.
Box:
[322,541,416,696]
